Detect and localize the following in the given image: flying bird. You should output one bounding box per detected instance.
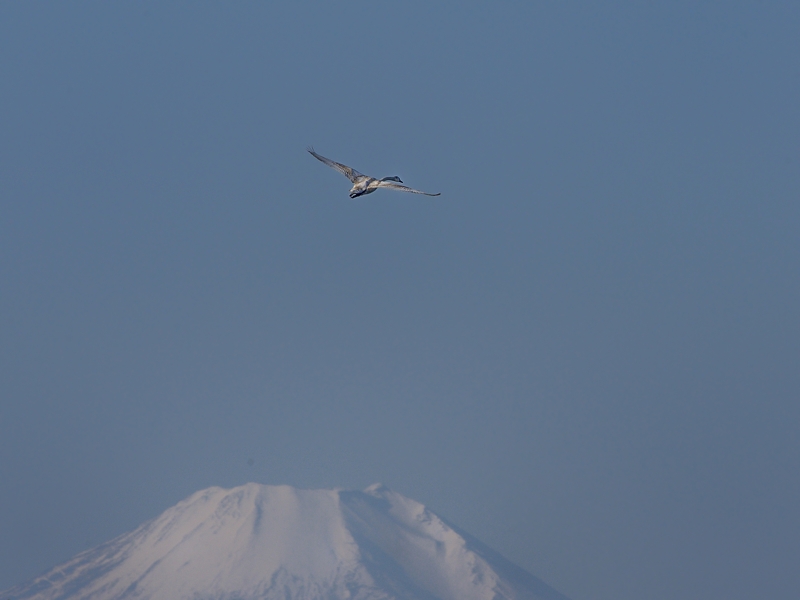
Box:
[308,147,440,198]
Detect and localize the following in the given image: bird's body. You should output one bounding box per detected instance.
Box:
[308,148,440,198]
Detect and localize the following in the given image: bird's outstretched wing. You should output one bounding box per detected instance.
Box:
[308,147,365,182]
[376,180,441,196]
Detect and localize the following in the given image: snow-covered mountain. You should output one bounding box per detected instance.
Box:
[1,483,571,600]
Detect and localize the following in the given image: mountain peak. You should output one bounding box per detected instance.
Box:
[1,483,571,600]
[364,482,391,495]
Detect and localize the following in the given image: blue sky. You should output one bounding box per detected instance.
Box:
[1,3,798,599]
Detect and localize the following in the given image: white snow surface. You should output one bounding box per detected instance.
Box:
[1,483,570,600]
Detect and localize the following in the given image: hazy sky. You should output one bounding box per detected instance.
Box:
[1,3,798,600]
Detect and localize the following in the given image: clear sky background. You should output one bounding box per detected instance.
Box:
[1,3,798,600]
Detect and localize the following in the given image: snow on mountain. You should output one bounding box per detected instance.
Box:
[1,483,571,600]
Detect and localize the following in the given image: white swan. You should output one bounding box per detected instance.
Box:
[309,148,441,198]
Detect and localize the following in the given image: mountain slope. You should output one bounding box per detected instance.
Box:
[1,483,570,600]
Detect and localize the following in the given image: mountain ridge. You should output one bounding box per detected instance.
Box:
[1,483,571,600]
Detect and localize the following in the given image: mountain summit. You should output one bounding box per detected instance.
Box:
[1,483,571,600]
